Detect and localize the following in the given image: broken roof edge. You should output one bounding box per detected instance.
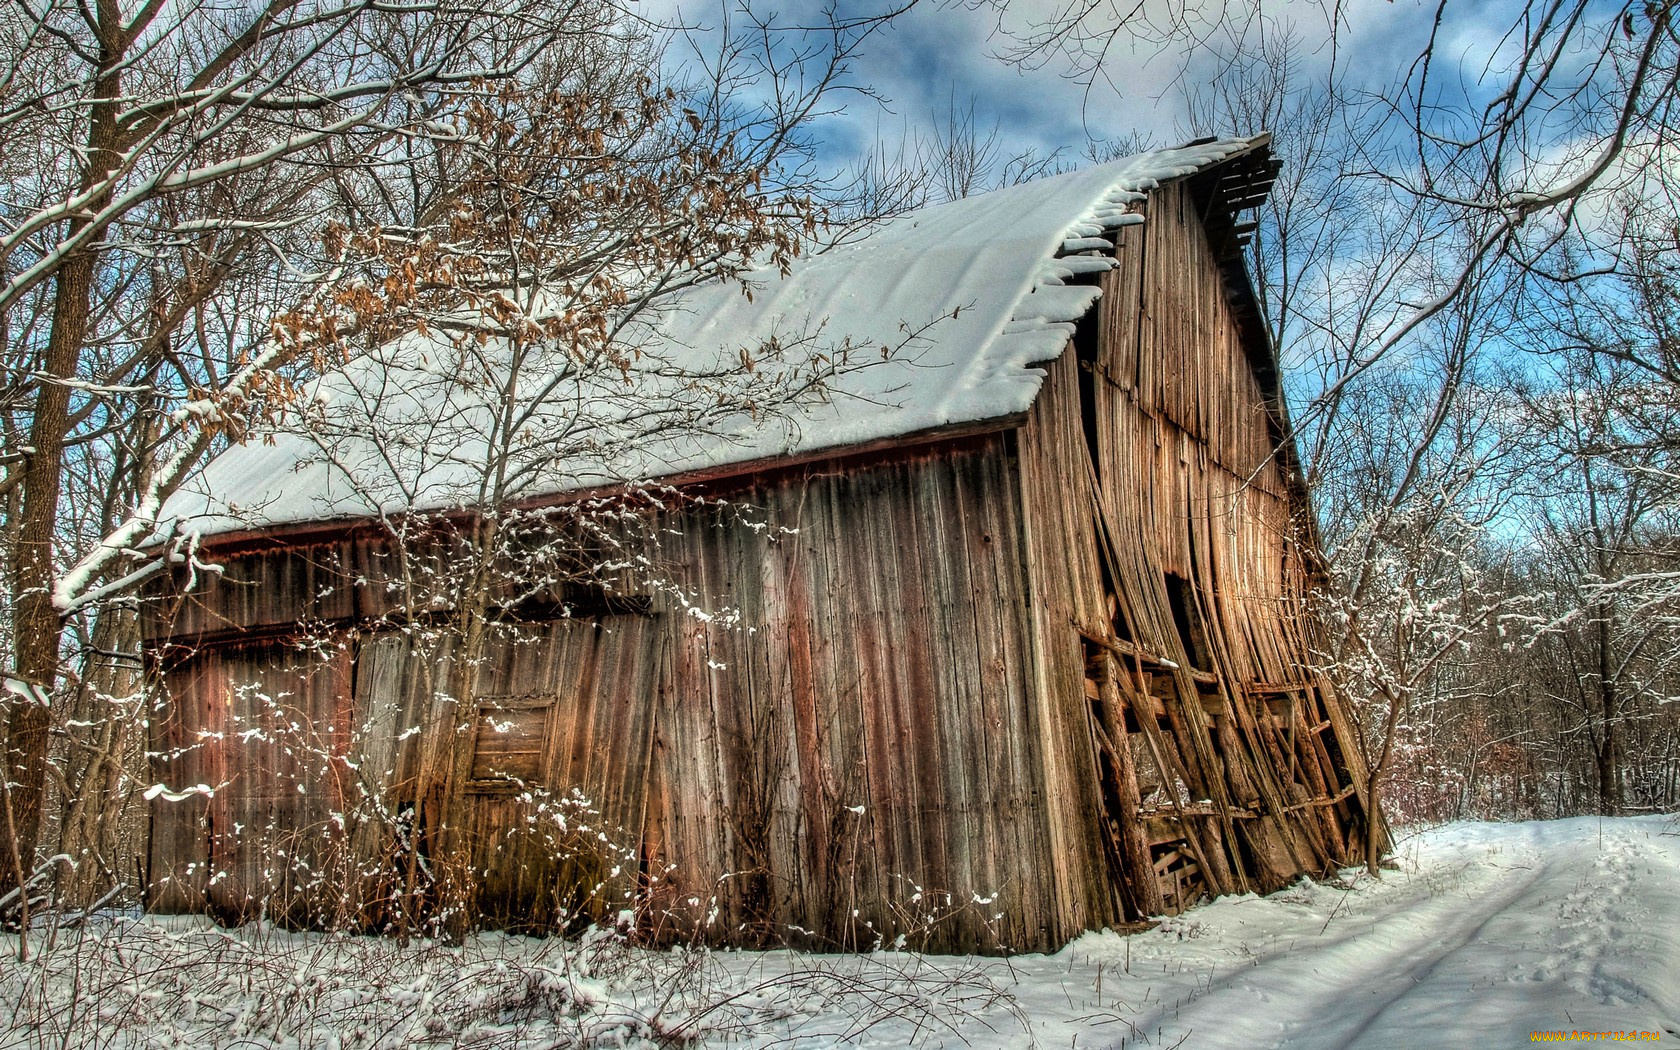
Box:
[159,134,1277,544]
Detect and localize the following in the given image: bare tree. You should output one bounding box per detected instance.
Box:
[0,0,912,918]
[1172,22,1545,864]
[838,86,1082,225]
[1512,205,1680,816]
[0,0,648,917]
[135,5,933,934]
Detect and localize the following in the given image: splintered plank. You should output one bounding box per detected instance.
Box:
[1091,651,1167,919]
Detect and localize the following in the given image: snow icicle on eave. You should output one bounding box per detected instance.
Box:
[977,173,1174,400]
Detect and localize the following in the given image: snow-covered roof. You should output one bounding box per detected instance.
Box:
[164,137,1265,537]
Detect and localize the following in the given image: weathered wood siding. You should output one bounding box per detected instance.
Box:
[1018,178,1374,918]
[649,438,1054,948]
[145,168,1378,952]
[148,434,1069,951]
[148,638,357,921]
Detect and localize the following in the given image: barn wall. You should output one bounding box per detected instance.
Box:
[1017,179,1375,918]
[146,434,1067,952]
[650,436,1060,949]
[144,172,1378,951]
[148,638,357,922]
[1012,346,1131,935]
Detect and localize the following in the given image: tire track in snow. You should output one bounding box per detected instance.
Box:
[1085,820,1680,1049]
[1114,831,1553,1049]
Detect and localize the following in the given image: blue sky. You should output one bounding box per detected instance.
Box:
[645,0,1603,224]
[650,0,1251,173]
[810,1,1191,160]
[807,0,1229,166]
[663,0,1488,179]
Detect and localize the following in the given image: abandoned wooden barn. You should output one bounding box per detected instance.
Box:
[143,134,1383,954]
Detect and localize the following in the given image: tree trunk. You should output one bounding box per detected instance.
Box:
[6,245,99,894]
[1365,683,1404,877]
[54,608,145,908]
[3,32,124,897]
[404,513,501,939]
[1594,608,1622,816]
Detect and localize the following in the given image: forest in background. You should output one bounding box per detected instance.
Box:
[0,0,1677,926]
[893,0,1680,831]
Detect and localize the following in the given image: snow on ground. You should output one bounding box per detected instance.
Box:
[3,816,1675,1048]
[956,814,1680,1049]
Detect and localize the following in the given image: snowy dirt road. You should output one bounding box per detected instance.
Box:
[1068,816,1680,1049]
[718,816,1680,1049]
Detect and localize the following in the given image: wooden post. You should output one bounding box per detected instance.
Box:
[1093,653,1166,918]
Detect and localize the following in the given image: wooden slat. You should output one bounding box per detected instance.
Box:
[145,158,1381,954]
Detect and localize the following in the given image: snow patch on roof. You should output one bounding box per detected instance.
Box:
[164,138,1258,536]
